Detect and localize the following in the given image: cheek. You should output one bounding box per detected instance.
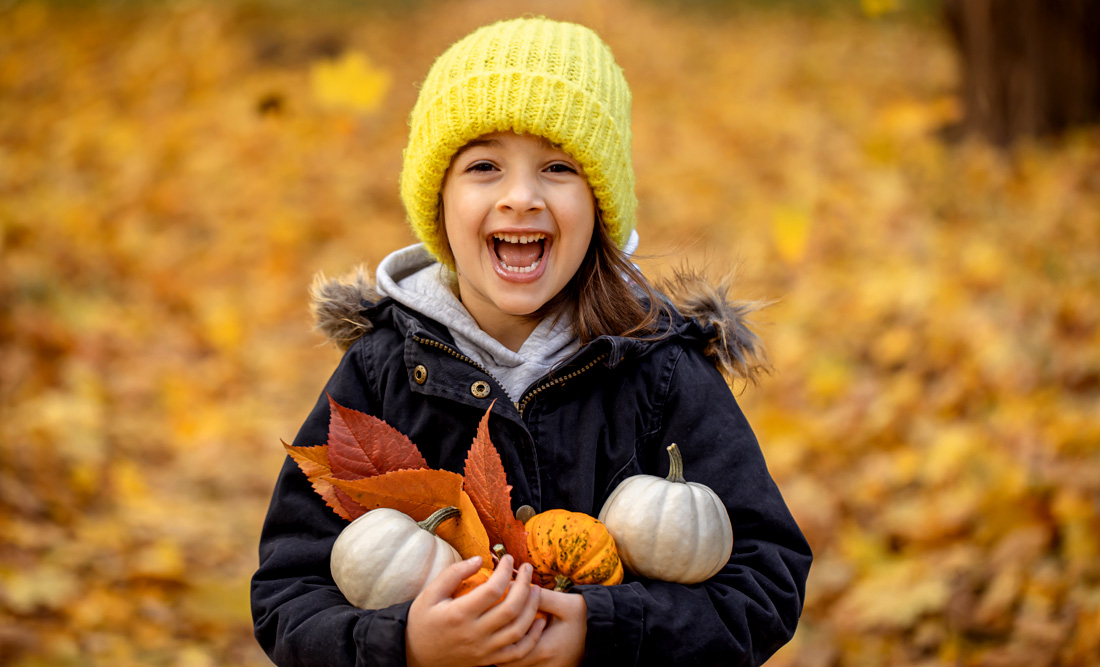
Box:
[441,191,480,251]
[567,198,597,255]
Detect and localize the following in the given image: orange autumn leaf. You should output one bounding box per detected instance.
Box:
[282,441,365,521]
[463,405,530,565]
[326,395,428,479]
[328,469,492,562]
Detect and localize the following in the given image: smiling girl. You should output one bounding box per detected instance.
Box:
[440,132,598,351]
[252,17,811,667]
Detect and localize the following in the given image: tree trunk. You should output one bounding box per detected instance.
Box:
[943,0,1100,145]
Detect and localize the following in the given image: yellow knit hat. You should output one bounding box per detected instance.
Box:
[400,17,636,265]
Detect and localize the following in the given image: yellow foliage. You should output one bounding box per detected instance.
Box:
[2,1,1098,665]
[131,539,187,581]
[0,565,80,615]
[1052,491,1100,573]
[771,204,812,264]
[111,460,151,508]
[860,0,900,19]
[310,50,392,113]
[834,560,951,632]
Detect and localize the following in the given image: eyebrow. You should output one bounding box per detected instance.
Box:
[452,135,564,162]
[452,138,502,162]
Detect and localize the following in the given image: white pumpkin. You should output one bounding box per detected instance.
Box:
[331,506,462,609]
[598,443,733,584]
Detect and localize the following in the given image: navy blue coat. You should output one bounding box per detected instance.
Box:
[251,270,811,666]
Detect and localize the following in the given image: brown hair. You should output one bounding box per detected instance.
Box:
[536,215,670,344]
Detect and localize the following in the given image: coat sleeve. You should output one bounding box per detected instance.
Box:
[576,345,812,667]
[250,344,412,667]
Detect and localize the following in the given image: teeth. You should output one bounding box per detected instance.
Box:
[499,256,543,274]
[492,233,546,273]
[493,233,546,244]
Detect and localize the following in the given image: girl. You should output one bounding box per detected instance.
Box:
[252,17,811,667]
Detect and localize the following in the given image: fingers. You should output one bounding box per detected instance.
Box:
[451,554,515,612]
[418,556,483,604]
[488,614,547,666]
[506,564,544,624]
[535,587,585,619]
[506,590,588,667]
[408,556,553,667]
[534,587,566,615]
[479,561,533,626]
[479,562,543,649]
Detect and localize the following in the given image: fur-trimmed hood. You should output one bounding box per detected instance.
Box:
[309,263,771,384]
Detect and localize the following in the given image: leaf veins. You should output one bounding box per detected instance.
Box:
[463,404,530,565]
[325,394,429,479]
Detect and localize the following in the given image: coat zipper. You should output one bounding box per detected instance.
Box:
[412,335,515,408]
[517,353,609,417]
[415,335,608,417]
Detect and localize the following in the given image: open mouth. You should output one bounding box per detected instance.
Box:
[491,232,548,274]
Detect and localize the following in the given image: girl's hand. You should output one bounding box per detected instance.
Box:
[497,588,587,667]
[406,555,546,667]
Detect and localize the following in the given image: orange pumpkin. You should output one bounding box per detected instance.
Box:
[524,509,624,591]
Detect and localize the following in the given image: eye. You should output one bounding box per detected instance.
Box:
[545,162,579,174]
[465,160,498,173]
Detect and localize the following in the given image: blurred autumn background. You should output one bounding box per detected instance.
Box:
[2,0,1099,664]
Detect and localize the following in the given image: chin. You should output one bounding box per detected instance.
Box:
[497,301,545,318]
[492,291,553,317]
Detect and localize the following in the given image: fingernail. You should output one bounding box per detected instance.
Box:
[467,556,482,566]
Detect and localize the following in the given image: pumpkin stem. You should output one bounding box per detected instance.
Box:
[553,574,574,592]
[516,505,536,524]
[666,443,686,484]
[418,506,460,535]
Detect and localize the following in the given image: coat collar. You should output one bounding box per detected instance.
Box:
[308,261,771,384]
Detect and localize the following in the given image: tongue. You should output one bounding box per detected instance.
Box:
[496,241,542,268]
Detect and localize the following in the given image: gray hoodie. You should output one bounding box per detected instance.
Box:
[373,243,581,402]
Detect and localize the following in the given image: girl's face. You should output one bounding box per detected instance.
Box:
[442,131,595,347]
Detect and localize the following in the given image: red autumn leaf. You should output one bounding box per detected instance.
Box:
[328,469,493,562]
[326,395,428,479]
[282,441,366,521]
[463,404,530,565]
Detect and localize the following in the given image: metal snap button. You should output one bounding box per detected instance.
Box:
[470,380,491,398]
[413,365,428,385]
[515,504,536,524]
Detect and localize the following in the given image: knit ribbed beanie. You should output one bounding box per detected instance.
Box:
[400,17,635,265]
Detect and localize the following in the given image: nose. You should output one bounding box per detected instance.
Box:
[496,168,545,215]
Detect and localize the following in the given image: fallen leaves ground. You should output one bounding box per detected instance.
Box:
[2,1,1098,665]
